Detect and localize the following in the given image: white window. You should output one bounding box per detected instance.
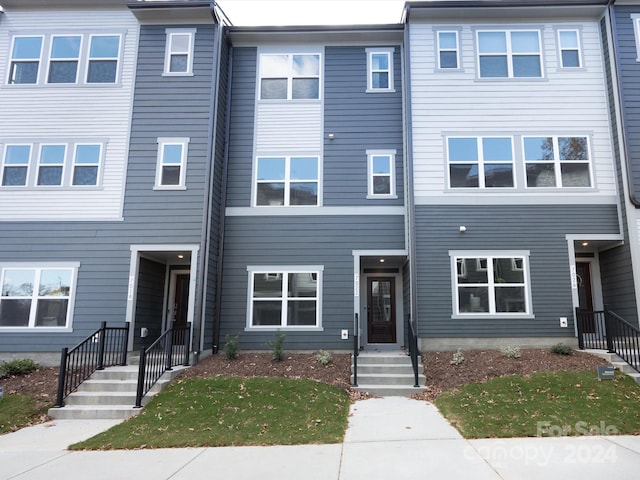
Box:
[255,156,319,206]
[558,30,581,68]
[447,137,514,188]
[1,141,104,188]
[451,253,530,315]
[477,30,542,78]
[366,48,395,92]
[247,267,323,329]
[155,138,189,189]
[259,53,321,100]
[8,36,43,84]
[47,35,82,84]
[367,150,396,198]
[437,31,459,69]
[87,35,121,83]
[523,136,591,188]
[0,265,77,329]
[164,29,196,75]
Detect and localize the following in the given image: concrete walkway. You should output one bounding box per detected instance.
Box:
[1,397,639,479]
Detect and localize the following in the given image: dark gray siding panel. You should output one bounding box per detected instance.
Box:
[225,47,257,208]
[133,258,166,349]
[324,46,404,206]
[415,204,620,338]
[220,215,405,350]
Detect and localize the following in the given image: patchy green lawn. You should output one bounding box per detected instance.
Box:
[71,376,351,450]
[435,370,640,438]
[0,394,49,434]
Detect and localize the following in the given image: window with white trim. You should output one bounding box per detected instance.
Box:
[6,33,121,86]
[366,48,394,92]
[255,156,319,206]
[0,265,76,328]
[447,136,514,188]
[248,267,322,328]
[451,253,530,315]
[523,136,591,188]
[437,31,459,69]
[1,141,104,188]
[155,138,189,189]
[259,53,321,100]
[164,29,196,75]
[477,30,542,78]
[8,36,43,84]
[367,150,396,198]
[558,29,581,68]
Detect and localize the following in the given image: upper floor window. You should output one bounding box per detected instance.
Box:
[164,29,196,76]
[558,30,581,68]
[259,53,321,100]
[9,36,43,84]
[437,31,459,69]
[451,253,531,316]
[366,48,395,92]
[447,137,514,188]
[367,150,396,198]
[7,33,121,86]
[523,136,591,188]
[255,156,319,206]
[155,138,189,189]
[1,141,103,188]
[0,265,77,329]
[477,30,542,78]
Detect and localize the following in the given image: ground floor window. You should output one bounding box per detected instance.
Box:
[450,252,530,315]
[0,264,77,328]
[247,266,322,329]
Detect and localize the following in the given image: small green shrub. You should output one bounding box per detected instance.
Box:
[316,350,332,366]
[223,334,240,360]
[0,358,40,378]
[269,331,286,362]
[501,346,522,359]
[550,343,572,355]
[450,349,465,366]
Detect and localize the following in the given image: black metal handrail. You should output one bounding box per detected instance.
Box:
[606,311,640,373]
[54,322,129,408]
[406,314,420,387]
[575,308,607,350]
[352,313,359,387]
[135,323,191,408]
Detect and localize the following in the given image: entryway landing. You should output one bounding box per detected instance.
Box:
[352,351,427,397]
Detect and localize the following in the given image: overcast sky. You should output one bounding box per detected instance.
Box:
[216,0,407,26]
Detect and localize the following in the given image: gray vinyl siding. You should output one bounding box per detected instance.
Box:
[133,258,166,349]
[614,5,640,198]
[220,215,405,350]
[601,12,638,324]
[414,204,620,338]
[324,46,404,206]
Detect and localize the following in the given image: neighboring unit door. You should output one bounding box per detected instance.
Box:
[367,277,396,343]
[576,262,595,333]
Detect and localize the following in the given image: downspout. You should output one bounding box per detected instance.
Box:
[211,43,234,354]
[402,6,420,347]
[194,2,223,360]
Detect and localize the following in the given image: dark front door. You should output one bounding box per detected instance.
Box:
[173,274,190,327]
[367,277,396,343]
[576,262,595,333]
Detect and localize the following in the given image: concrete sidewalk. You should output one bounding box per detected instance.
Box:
[1,397,639,479]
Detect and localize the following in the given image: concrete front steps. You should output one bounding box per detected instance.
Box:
[351,351,428,396]
[48,364,186,420]
[585,349,640,386]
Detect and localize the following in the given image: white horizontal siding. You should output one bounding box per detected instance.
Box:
[0,7,139,220]
[255,102,323,153]
[409,20,617,203]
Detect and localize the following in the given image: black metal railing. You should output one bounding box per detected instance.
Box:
[576,309,607,350]
[606,311,640,373]
[135,323,191,408]
[54,322,129,408]
[406,314,420,387]
[352,313,359,387]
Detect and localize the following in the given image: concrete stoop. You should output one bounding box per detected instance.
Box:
[584,349,640,386]
[48,365,187,420]
[351,351,428,396]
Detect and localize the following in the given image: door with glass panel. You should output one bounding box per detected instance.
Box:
[367,277,396,343]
